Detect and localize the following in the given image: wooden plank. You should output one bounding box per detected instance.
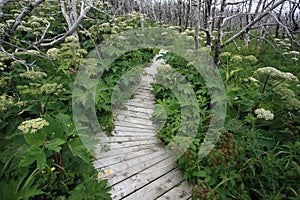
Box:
[115,115,153,126]
[114,121,155,129]
[110,156,178,199]
[123,169,184,200]
[107,154,172,186]
[132,94,155,101]
[94,143,160,158]
[95,139,160,151]
[156,180,193,200]
[95,135,157,143]
[93,148,159,168]
[123,105,154,114]
[96,150,169,175]
[113,110,151,120]
[124,101,155,109]
[113,124,156,134]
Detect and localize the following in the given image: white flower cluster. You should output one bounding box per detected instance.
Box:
[254,67,299,83]
[220,52,232,58]
[283,51,300,56]
[244,55,258,63]
[18,118,49,134]
[46,48,60,58]
[65,36,78,43]
[40,83,64,95]
[254,108,274,120]
[20,71,47,80]
[230,55,243,63]
[0,94,14,112]
[157,64,172,72]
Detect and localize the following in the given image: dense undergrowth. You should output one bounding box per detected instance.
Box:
[0,6,156,199]
[152,35,300,199]
[1,1,299,199]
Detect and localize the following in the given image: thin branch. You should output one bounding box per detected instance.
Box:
[226,1,249,6]
[39,0,94,47]
[247,32,281,53]
[223,0,287,47]
[9,0,45,35]
[0,45,30,71]
[269,11,300,48]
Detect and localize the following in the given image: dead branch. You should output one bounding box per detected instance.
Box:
[8,0,45,35]
[223,0,287,47]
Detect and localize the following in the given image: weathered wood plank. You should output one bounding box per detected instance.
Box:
[95,139,160,152]
[96,150,169,174]
[107,154,172,186]
[114,115,153,126]
[121,105,154,114]
[93,148,159,168]
[110,157,178,199]
[123,169,184,200]
[94,143,160,158]
[113,111,151,120]
[156,180,193,200]
[114,121,155,129]
[95,135,157,143]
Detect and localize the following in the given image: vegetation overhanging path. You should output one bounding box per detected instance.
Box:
[93,51,193,200]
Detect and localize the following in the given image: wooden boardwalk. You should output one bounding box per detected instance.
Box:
[93,52,193,200]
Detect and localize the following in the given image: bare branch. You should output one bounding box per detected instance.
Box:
[247,32,282,53]
[9,0,45,34]
[226,1,249,6]
[39,0,94,47]
[0,45,30,71]
[223,0,287,47]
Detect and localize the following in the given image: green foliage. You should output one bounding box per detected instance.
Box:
[152,41,300,199]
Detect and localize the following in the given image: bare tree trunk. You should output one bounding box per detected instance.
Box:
[61,0,79,40]
[214,0,226,67]
[184,0,191,30]
[194,0,200,50]
[275,3,284,38]
[244,0,253,47]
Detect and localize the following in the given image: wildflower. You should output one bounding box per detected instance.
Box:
[186,62,194,67]
[20,71,47,80]
[254,108,274,120]
[46,48,60,58]
[0,94,14,112]
[254,67,299,83]
[50,167,56,171]
[289,51,299,55]
[0,78,6,87]
[65,36,77,43]
[244,55,258,63]
[230,55,243,63]
[249,77,258,82]
[26,50,40,55]
[291,57,298,62]
[18,118,49,134]
[106,169,111,175]
[40,83,64,95]
[220,52,232,58]
[118,36,126,41]
[157,64,172,72]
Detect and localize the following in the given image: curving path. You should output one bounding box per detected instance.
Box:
[93,51,193,200]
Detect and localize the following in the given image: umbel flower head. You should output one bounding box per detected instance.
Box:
[20,71,47,81]
[254,108,274,120]
[254,67,299,83]
[18,118,49,134]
